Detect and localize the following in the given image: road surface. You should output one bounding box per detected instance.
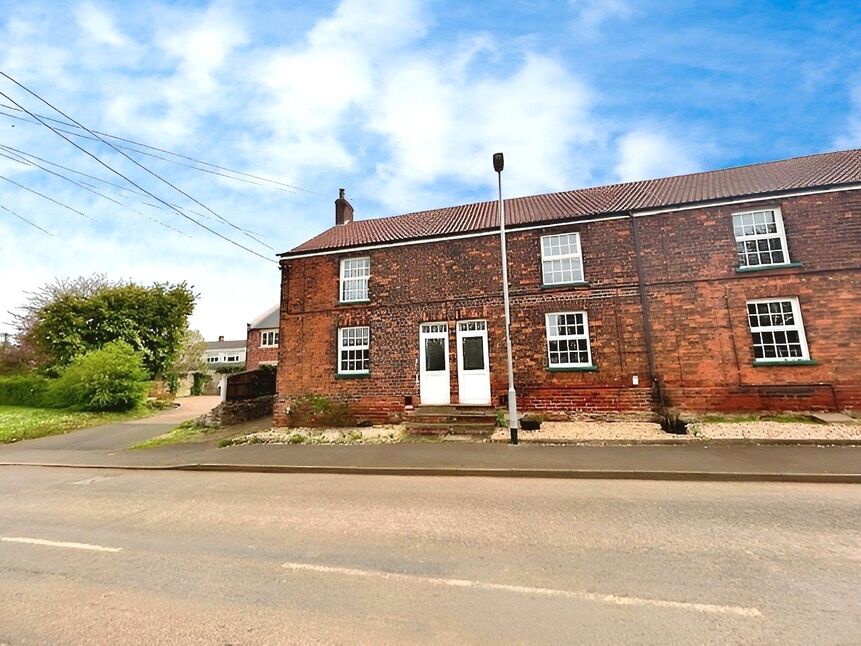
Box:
[0,467,858,644]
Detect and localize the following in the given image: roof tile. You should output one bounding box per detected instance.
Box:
[283,148,861,256]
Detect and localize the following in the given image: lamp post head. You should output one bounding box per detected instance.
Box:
[493,152,504,173]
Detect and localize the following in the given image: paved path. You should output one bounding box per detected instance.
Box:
[1,436,859,482]
[1,396,220,452]
[0,467,858,644]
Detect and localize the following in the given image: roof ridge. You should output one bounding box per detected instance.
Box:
[284,148,861,255]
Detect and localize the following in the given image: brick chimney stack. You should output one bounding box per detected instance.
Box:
[335,188,354,225]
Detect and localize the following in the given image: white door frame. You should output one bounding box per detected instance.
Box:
[419,322,450,405]
[456,319,491,405]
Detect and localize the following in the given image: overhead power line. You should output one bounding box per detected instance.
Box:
[0,73,275,263]
[0,203,54,236]
[0,173,91,220]
[0,143,265,237]
[0,148,190,237]
[0,102,321,195]
[0,78,274,252]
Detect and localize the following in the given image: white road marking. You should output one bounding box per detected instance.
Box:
[282,561,762,618]
[1,536,122,553]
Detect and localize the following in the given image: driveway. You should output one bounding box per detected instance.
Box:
[0,396,220,453]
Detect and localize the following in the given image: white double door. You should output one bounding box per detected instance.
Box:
[419,320,490,405]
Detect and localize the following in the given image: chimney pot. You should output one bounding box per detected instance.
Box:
[335,188,354,225]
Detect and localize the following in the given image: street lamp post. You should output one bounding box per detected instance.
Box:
[493,152,518,445]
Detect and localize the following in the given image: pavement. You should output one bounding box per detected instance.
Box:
[0,396,859,482]
[1,466,859,644]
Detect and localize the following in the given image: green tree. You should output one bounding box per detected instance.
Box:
[17,275,196,378]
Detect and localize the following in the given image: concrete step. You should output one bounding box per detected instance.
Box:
[404,421,496,436]
[414,405,496,416]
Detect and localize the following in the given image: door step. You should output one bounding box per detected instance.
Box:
[405,405,497,436]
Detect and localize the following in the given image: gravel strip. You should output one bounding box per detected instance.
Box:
[491,421,681,442]
[691,421,861,441]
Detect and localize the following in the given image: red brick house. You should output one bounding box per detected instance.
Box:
[274,150,861,426]
[245,305,280,370]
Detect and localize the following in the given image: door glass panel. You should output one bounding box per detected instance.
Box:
[462,336,485,370]
[424,338,446,371]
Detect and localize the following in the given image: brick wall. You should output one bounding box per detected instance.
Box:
[274,188,861,425]
[245,328,279,371]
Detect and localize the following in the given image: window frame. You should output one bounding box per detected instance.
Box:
[339,257,371,303]
[540,232,585,286]
[259,328,280,348]
[337,325,370,375]
[732,207,791,269]
[745,297,810,363]
[545,311,593,369]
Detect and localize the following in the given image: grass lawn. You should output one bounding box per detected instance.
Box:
[0,405,150,444]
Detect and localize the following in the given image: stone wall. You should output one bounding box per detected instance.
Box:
[197,395,275,428]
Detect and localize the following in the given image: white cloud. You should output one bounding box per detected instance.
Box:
[368,49,597,210]
[613,130,702,182]
[75,2,131,48]
[569,0,633,30]
[835,84,861,149]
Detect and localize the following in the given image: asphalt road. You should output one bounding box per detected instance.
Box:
[0,467,858,645]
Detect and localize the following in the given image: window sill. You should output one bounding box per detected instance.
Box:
[752,359,818,367]
[548,365,598,372]
[736,262,802,274]
[338,299,371,306]
[540,281,590,290]
[259,346,278,349]
[335,372,371,379]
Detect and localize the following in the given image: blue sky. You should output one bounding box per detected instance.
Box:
[1,0,859,340]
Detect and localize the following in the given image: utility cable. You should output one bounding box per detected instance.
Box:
[0,75,274,252]
[0,79,275,263]
[0,148,190,237]
[0,102,321,195]
[0,173,91,220]
[0,143,265,237]
[0,203,54,235]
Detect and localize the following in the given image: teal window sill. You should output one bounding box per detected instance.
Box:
[540,281,590,290]
[736,262,802,274]
[752,359,818,367]
[338,299,371,306]
[335,372,371,379]
[548,364,598,372]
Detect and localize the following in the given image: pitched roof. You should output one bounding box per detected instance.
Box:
[283,148,861,256]
[205,339,245,351]
[248,304,279,330]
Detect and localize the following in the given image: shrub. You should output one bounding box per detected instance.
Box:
[49,341,150,412]
[0,374,52,407]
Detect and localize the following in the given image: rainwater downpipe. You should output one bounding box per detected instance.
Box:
[628,210,665,411]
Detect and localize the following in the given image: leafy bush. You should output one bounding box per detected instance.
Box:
[48,341,150,412]
[0,374,52,407]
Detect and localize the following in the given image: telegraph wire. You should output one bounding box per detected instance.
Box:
[0,77,274,252]
[0,143,265,237]
[0,79,275,263]
[0,203,54,236]
[0,148,191,238]
[0,102,321,195]
[0,173,91,220]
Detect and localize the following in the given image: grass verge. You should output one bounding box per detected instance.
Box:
[0,405,150,444]
[131,420,211,449]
